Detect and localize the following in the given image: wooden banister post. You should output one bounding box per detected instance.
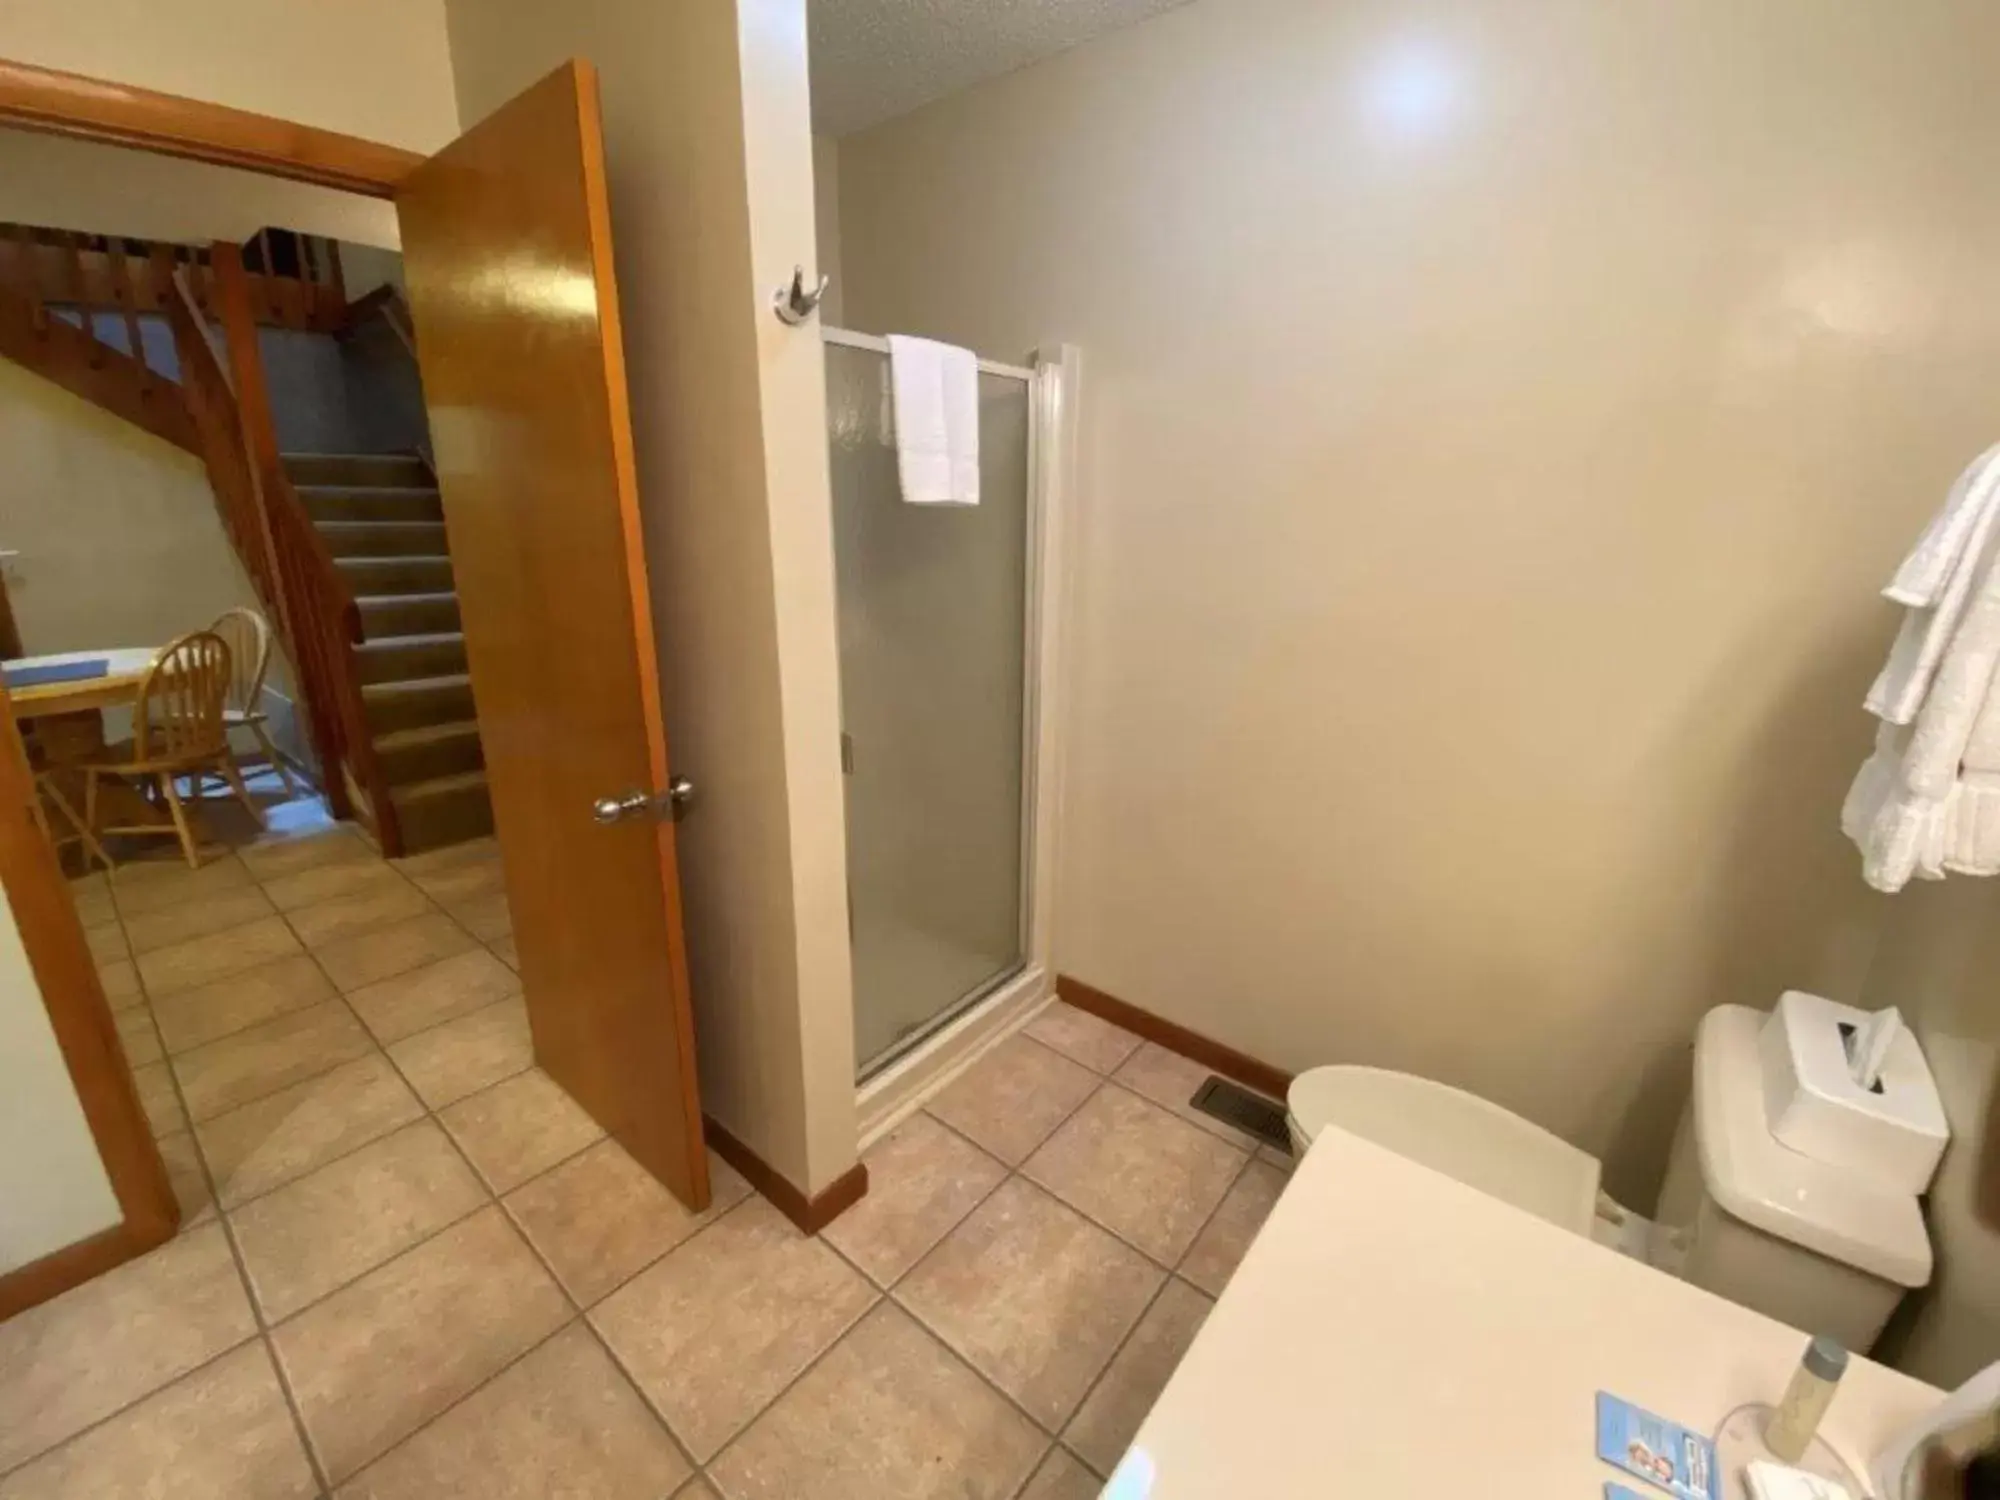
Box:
[105,239,148,394]
[146,243,175,314]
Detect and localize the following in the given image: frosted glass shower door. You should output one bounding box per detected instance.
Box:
[826,342,1030,1074]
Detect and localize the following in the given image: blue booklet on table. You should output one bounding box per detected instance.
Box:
[4,659,110,689]
[1597,1391,1717,1500]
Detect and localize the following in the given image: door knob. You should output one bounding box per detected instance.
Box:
[592,776,695,825]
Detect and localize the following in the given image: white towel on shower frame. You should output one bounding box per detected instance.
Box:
[1865,442,2000,724]
[887,334,980,506]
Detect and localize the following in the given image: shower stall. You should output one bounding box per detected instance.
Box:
[820,328,1068,1084]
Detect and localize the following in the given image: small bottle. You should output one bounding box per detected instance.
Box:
[1766,1336,1850,1463]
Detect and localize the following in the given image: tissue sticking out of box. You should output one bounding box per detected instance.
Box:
[1842,1007,1903,1094]
[1757,992,1950,1195]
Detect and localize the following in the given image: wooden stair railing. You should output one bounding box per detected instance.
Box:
[0,224,348,331]
[0,275,195,452]
[162,268,403,851]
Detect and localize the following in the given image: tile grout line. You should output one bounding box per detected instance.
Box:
[121,896,340,1500]
[890,1030,1258,1480]
[1049,1145,1259,1482]
[693,1255,887,1484]
[0,869,277,1483]
[162,915,516,1140]
[74,838,1229,1495]
[252,981,559,1488]
[1019,1077,1255,1274]
[0,1326,257,1482]
[918,1028,1116,1176]
[328,1075,643,1484]
[821,1147,1013,1296]
[184,1048,461,1221]
[170,987,379,1135]
[108,836,499,1493]
[462,1108,765,1489]
[877,1060,1147,1452]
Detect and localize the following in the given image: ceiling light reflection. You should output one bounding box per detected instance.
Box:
[1356,42,1463,143]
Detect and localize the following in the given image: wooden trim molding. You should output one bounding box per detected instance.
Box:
[1056,974,1294,1101]
[703,1115,870,1235]
[0,58,423,197]
[0,685,178,1318]
[0,1220,169,1323]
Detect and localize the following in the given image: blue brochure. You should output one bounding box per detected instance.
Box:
[3,659,109,689]
[1597,1391,1717,1500]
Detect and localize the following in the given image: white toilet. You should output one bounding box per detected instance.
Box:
[1286,1004,1934,1351]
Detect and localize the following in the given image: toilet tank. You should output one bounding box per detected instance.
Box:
[1654,1007,1932,1353]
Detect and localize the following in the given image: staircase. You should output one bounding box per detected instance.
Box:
[284,451,495,852]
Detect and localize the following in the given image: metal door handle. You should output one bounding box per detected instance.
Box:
[592,776,695,825]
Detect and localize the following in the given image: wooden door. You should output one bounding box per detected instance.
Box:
[395,61,708,1208]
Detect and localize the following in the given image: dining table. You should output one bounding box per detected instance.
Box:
[5,645,176,847]
[3,646,161,720]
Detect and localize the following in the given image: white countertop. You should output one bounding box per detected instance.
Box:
[1123,1127,1942,1498]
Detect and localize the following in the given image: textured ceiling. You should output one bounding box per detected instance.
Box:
[810,0,1196,137]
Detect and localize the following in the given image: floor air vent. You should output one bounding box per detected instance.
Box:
[1189,1076,1293,1153]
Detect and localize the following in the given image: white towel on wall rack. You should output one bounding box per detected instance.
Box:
[1846,442,2000,889]
[887,334,980,506]
[1865,442,2000,724]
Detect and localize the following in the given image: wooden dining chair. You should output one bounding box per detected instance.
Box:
[23,740,112,873]
[83,629,264,868]
[210,606,298,795]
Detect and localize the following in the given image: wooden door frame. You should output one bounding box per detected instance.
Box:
[0,59,420,196]
[0,55,417,1316]
[0,683,177,1320]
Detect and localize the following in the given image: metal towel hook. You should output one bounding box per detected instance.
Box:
[772,265,831,326]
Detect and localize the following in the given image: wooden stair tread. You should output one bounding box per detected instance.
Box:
[356,590,457,607]
[320,520,449,557]
[353,592,463,642]
[282,450,426,463]
[357,630,464,650]
[391,768,489,803]
[362,671,470,694]
[282,451,432,489]
[336,556,454,586]
[318,520,448,531]
[294,484,441,497]
[374,719,481,750]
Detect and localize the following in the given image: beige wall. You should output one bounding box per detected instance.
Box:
[811,136,845,326]
[0,132,399,250]
[838,0,2000,1198]
[0,876,120,1275]
[0,361,268,659]
[1861,882,2000,1386]
[6,0,458,151]
[443,0,857,1193]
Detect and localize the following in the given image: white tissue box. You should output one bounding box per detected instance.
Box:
[1757,991,1949,1194]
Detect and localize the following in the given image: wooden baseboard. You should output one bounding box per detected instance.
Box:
[0,1215,173,1322]
[1056,974,1294,1101]
[703,1114,870,1236]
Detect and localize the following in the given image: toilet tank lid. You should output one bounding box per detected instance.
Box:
[1694,1006,1933,1288]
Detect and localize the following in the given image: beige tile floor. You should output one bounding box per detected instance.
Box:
[2,785,1295,1499]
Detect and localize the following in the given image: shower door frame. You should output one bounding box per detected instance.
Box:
[825,330,1081,1144]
